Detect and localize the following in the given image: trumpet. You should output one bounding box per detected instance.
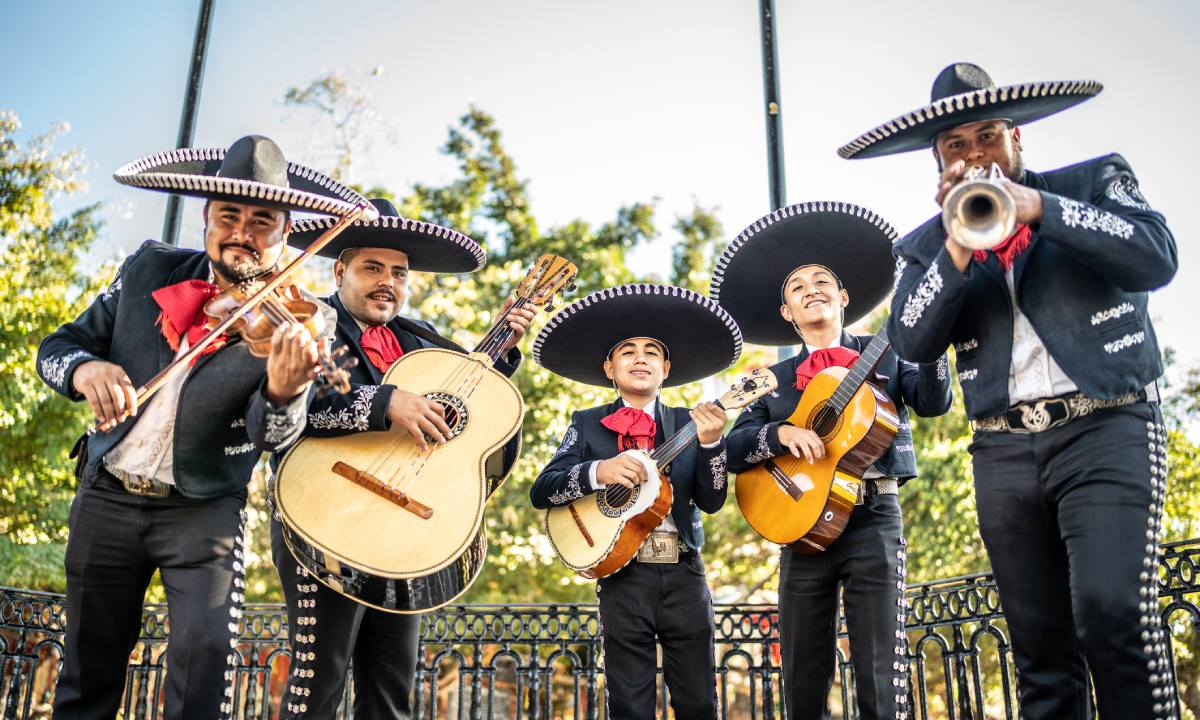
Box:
[942,162,1016,250]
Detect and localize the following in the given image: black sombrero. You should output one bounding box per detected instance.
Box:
[711,202,897,346]
[837,63,1103,160]
[532,284,742,387]
[113,134,371,217]
[287,198,485,273]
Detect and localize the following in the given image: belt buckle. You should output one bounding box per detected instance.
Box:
[637,532,680,564]
[116,471,172,498]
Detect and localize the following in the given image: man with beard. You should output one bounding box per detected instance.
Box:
[269,198,534,719]
[839,63,1179,718]
[37,135,366,719]
[713,203,952,720]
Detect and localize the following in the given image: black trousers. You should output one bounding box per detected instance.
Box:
[970,401,1173,719]
[270,519,420,720]
[53,472,247,720]
[778,492,908,720]
[596,551,717,719]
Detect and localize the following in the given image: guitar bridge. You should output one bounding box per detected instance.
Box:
[332,461,434,519]
[765,461,814,501]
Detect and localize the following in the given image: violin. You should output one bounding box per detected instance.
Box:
[204,277,356,395]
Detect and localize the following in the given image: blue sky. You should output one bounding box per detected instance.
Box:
[4,0,1198,373]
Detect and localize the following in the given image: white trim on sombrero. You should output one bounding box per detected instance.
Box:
[291,215,486,270]
[836,79,1103,159]
[709,201,899,305]
[113,146,370,217]
[531,283,743,372]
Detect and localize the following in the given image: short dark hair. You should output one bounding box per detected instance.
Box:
[337,247,363,265]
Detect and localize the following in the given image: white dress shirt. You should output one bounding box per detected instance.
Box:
[1005,267,1077,404]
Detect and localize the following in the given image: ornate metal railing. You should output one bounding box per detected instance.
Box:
[3,537,1199,719]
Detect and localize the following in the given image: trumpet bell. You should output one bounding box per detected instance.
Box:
[942,164,1017,251]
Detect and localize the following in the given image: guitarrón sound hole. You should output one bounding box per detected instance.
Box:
[421,392,469,443]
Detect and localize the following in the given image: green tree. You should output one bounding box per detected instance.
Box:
[0,111,106,590]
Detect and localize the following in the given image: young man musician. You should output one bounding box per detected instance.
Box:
[269,197,534,719]
[36,135,357,719]
[529,284,742,719]
[840,62,1178,719]
[714,203,952,720]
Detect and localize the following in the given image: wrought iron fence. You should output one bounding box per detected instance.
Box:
[3,537,1199,719]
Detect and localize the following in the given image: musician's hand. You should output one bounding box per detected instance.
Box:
[691,402,727,445]
[596,453,648,489]
[498,296,537,354]
[778,425,826,464]
[73,360,138,431]
[935,159,967,208]
[265,322,318,406]
[1003,181,1044,225]
[386,389,452,451]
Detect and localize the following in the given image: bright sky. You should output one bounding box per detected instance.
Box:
[4,0,1198,373]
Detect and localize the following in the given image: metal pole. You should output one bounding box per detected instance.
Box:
[758,0,794,359]
[162,0,216,246]
[759,0,786,213]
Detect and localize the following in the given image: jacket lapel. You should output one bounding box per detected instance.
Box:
[327,294,381,383]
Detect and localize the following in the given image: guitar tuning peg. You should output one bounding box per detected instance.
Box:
[332,345,349,358]
[341,357,359,370]
[545,302,556,313]
[566,281,577,293]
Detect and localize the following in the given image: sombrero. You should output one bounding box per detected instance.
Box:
[837,62,1102,160]
[532,284,742,387]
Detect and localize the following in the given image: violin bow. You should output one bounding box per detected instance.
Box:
[133,201,372,407]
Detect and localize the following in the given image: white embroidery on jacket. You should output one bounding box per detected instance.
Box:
[548,463,586,505]
[309,386,380,431]
[954,339,979,353]
[1105,175,1151,211]
[1059,197,1134,239]
[264,409,302,445]
[230,418,246,429]
[224,442,257,456]
[893,256,908,290]
[958,369,978,382]
[41,350,89,389]
[745,425,773,465]
[1104,331,1145,354]
[553,426,579,459]
[1090,302,1135,326]
[102,276,123,302]
[709,451,728,491]
[936,355,949,381]
[900,261,944,328]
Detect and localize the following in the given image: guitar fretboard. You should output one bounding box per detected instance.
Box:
[826,327,889,416]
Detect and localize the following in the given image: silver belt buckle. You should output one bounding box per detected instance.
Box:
[109,466,172,498]
[637,532,681,564]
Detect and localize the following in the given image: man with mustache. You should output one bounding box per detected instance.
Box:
[840,63,1178,718]
[268,198,534,719]
[715,203,952,720]
[36,135,356,719]
[530,284,741,719]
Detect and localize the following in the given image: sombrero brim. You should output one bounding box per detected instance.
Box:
[838,79,1103,160]
[288,216,486,273]
[113,147,371,217]
[711,202,897,346]
[532,284,742,387]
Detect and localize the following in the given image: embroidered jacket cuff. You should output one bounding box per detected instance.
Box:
[41,350,101,401]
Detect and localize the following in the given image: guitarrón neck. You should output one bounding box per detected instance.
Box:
[826,327,889,415]
[472,297,534,363]
[650,400,725,470]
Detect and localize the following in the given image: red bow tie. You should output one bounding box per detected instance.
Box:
[972,224,1033,271]
[795,346,861,391]
[601,406,657,452]
[361,324,404,373]
[151,279,227,362]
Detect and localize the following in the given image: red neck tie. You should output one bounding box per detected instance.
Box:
[972,223,1033,270]
[151,279,227,362]
[795,346,861,391]
[601,406,657,452]
[361,325,404,373]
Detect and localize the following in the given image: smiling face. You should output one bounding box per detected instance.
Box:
[780,264,848,335]
[202,200,292,283]
[334,247,411,326]
[603,337,671,396]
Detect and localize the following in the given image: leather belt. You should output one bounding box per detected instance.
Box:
[105,465,176,498]
[636,531,689,564]
[856,478,898,505]
[972,389,1147,434]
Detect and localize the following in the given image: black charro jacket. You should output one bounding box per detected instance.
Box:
[36,240,311,498]
[725,331,952,483]
[888,154,1176,419]
[530,400,729,551]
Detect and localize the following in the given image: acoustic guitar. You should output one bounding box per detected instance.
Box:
[274,255,577,612]
[546,369,778,579]
[735,328,899,553]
